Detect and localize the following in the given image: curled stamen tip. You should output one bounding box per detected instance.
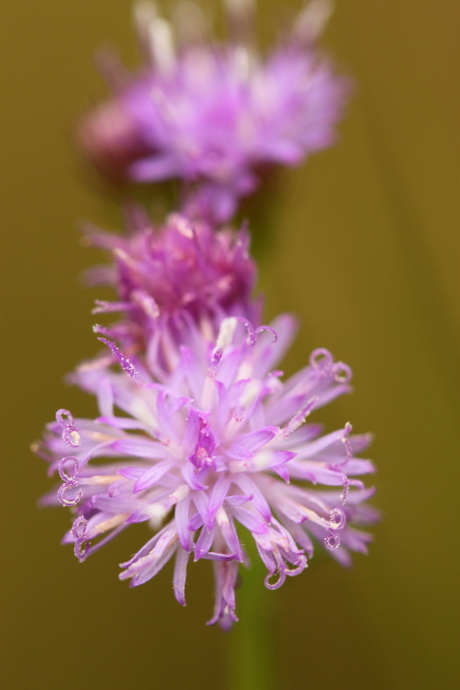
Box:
[58,484,82,507]
[310,348,332,370]
[264,568,286,590]
[328,508,346,530]
[71,516,88,540]
[62,428,81,448]
[334,362,352,383]
[74,539,89,561]
[58,457,79,483]
[324,532,341,550]
[56,409,74,428]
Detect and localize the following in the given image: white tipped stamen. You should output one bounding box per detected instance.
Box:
[68,430,81,445]
[294,0,334,44]
[169,484,190,504]
[133,1,158,57]
[216,317,238,352]
[149,17,176,73]
[147,503,170,529]
[93,513,129,536]
[174,215,194,238]
[240,380,260,407]
[224,0,256,45]
[134,0,158,28]
[224,0,255,19]
[233,46,254,82]
[148,16,176,74]
[133,1,176,72]
[216,506,230,529]
[173,1,207,46]
[81,475,121,486]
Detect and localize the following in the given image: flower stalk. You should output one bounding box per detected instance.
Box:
[228,535,279,690]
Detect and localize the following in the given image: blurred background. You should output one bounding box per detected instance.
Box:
[1,1,458,688]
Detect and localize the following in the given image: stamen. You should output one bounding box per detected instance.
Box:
[280,397,318,438]
[341,423,353,459]
[173,1,206,46]
[133,1,159,62]
[310,348,333,370]
[293,0,334,45]
[58,457,79,483]
[72,516,88,540]
[216,317,238,352]
[224,0,255,45]
[209,317,238,375]
[56,410,75,428]
[92,300,133,314]
[324,531,341,550]
[56,409,81,448]
[74,539,89,561]
[98,338,139,380]
[58,483,82,507]
[340,473,349,504]
[328,508,346,530]
[333,362,352,383]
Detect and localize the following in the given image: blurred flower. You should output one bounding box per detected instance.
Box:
[84,206,261,375]
[35,315,377,629]
[79,0,349,221]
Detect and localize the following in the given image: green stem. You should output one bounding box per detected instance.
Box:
[227,540,279,690]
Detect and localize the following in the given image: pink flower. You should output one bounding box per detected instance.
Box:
[85,207,260,377]
[79,0,349,221]
[36,315,377,629]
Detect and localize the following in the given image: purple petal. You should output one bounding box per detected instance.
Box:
[173,548,190,606]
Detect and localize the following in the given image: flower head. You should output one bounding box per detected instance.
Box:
[79,0,349,221]
[85,207,260,375]
[36,315,377,629]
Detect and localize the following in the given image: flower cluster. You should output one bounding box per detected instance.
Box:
[85,208,261,368]
[36,0,377,629]
[79,0,349,221]
[38,316,377,628]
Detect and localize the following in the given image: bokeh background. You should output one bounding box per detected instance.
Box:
[1,1,458,688]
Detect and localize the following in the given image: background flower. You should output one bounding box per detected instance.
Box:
[79,0,348,221]
[84,206,261,369]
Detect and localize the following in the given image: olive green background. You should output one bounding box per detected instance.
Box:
[1,1,458,688]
